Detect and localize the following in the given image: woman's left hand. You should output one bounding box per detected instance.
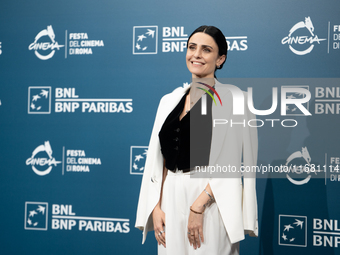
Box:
[187,207,204,249]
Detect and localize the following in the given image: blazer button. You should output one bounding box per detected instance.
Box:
[174,146,179,150]
[175,128,180,132]
[174,137,179,142]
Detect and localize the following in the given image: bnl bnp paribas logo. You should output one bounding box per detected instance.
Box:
[282,16,326,55]
[279,215,307,247]
[133,26,248,54]
[279,214,340,248]
[130,146,148,175]
[28,86,133,114]
[28,86,51,114]
[25,202,130,233]
[25,202,48,230]
[133,26,158,54]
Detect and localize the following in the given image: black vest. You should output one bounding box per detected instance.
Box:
[158,89,213,171]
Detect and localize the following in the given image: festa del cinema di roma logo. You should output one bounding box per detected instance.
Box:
[28,25,64,60]
[26,141,102,175]
[28,25,104,59]
[282,16,326,55]
[26,141,61,176]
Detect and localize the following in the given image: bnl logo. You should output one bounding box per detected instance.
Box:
[24,202,48,230]
[201,84,311,116]
[133,26,157,54]
[130,146,148,175]
[279,214,307,247]
[28,86,51,114]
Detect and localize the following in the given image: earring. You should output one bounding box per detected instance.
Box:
[217,65,220,69]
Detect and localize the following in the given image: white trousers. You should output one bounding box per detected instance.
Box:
[158,170,239,255]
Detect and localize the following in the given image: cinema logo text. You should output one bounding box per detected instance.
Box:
[281,17,326,55]
[29,26,64,60]
[26,141,61,176]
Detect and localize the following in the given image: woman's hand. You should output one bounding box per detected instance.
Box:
[187,205,204,249]
[187,185,215,249]
[152,204,166,248]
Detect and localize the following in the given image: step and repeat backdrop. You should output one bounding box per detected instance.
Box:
[0,0,339,254]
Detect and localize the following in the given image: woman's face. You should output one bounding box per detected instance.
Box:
[186,32,225,79]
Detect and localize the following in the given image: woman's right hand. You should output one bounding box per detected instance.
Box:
[152,204,166,248]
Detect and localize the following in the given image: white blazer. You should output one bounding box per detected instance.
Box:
[135,81,258,244]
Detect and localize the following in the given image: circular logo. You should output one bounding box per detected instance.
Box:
[281,17,326,55]
[26,141,61,176]
[285,147,315,185]
[28,26,64,60]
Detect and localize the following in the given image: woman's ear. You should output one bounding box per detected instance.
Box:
[217,55,226,67]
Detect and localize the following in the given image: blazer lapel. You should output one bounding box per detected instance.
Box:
[159,86,190,124]
[209,85,233,166]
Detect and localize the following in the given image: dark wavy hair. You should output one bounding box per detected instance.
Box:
[187,25,228,72]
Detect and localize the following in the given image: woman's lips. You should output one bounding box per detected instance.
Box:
[191,61,204,66]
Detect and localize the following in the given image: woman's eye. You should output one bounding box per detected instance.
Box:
[189,46,195,50]
[203,48,211,52]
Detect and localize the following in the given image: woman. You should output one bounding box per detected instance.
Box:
[136,26,258,255]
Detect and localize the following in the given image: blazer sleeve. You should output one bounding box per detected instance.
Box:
[242,92,258,237]
[135,96,165,242]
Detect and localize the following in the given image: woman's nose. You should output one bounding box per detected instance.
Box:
[193,48,201,58]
